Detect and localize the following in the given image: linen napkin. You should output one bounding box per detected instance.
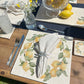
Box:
[0,0,24,25]
[35,33,60,78]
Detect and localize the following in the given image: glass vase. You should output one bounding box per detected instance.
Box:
[24,11,36,30]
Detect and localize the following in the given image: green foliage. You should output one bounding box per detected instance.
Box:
[62,57,68,64]
[43,73,51,81]
[56,69,62,77]
[19,59,25,66]
[29,62,36,67]
[60,42,64,51]
[58,52,63,59]
[30,67,34,76]
[24,56,32,61]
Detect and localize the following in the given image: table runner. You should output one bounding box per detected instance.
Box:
[11,30,73,84]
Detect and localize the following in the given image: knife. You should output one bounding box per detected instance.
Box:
[9,35,25,67]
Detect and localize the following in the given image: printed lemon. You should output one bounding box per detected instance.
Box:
[24,42,32,49]
[25,51,33,59]
[63,49,70,58]
[50,68,57,77]
[56,40,62,48]
[64,3,72,11]
[51,60,59,68]
[59,10,73,19]
[59,62,66,71]
[35,37,40,42]
[40,74,46,79]
[22,62,30,72]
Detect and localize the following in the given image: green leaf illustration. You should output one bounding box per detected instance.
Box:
[61,38,66,42]
[27,36,36,41]
[20,49,24,56]
[60,42,64,51]
[27,48,33,51]
[43,73,51,81]
[57,62,62,65]
[62,71,68,77]
[29,62,36,67]
[56,69,62,77]
[46,65,50,72]
[30,67,34,76]
[24,56,32,61]
[58,52,63,59]
[44,65,50,75]
[19,59,25,66]
[62,57,68,64]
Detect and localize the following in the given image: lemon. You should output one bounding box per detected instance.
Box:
[22,62,30,72]
[59,10,73,19]
[64,3,72,11]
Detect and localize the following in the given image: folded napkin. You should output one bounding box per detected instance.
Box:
[34,33,60,78]
[0,0,24,25]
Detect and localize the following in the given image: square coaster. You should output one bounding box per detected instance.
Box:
[74,40,84,57]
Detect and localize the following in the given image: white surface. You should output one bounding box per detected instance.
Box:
[11,30,73,84]
[0,28,15,39]
[36,4,84,28]
[0,0,24,25]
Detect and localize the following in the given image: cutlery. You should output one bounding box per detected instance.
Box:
[9,35,25,67]
[34,42,48,78]
[38,24,73,40]
[6,38,20,66]
[38,24,64,34]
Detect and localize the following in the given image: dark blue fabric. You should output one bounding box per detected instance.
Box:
[13,3,84,39]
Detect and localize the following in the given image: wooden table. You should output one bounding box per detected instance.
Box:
[0,0,84,84]
[0,28,84,84]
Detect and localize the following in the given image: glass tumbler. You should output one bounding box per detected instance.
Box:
[0,9,13,34]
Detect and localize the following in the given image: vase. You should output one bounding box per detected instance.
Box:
[24,11,36,30]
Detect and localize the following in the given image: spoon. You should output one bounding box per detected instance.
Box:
[38,24,73,40]
[38,24,64,34]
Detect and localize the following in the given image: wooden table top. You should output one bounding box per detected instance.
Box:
[0,0,84,84]
[0,28,84,84]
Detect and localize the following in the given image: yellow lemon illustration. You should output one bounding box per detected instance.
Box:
[51,60,59,68]
[59,10,73,19]
[77,20,84,25]
[60,62,66,71]
[25,51,33,59]
[63,49,70,58]
[40,74,46,79]
[50,68,57,77]
[64,3,72,11]
[35,37,40,42]
[24,42,32,49]
[16,4,20,8]
[22,62,30,72]
[56,40,62,48]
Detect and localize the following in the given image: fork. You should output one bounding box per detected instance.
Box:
[6,38,20,66]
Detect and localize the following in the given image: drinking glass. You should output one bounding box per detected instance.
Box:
[0,9,13,34]
[42,0,69,18]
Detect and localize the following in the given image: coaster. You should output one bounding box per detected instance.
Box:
[74,40,84,57]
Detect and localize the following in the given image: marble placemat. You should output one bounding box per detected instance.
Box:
[36,4,84,28]
[11,30,73,84]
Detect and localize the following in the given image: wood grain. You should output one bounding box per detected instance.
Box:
[0,28,84,84]
[0,0,84,83]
